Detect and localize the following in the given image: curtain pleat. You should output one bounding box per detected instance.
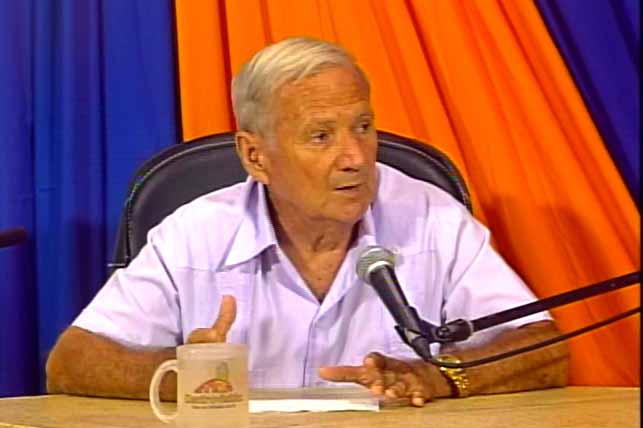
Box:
[0,0,39,397]
[535,0,640,205]
[174,0,639,385]
[0,0,179,396]
[175,0,235,136]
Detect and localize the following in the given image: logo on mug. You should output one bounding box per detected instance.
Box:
[185,362,243,408]
[194,362,234,393]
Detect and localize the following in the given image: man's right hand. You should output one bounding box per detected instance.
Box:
[186,295,237,343]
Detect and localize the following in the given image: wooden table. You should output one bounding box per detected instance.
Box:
[0,387,639,428]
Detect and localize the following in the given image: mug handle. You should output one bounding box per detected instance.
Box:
[149,359,178,424]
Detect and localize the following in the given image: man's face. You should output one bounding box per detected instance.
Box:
[260,66,378,226]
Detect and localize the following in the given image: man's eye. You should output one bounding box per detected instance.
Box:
[311,132,329,144]
[356,121,372,133]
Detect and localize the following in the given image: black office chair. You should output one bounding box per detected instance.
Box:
[109,130,471,273]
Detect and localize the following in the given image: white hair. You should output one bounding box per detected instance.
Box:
[231,37,370,136]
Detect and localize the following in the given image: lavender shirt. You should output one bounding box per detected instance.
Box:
[73,163,549,387]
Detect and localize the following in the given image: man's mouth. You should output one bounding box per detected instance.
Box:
[335,183,361,191]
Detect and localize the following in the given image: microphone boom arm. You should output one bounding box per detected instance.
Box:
[356,246,640,368]
[392,271,641,361]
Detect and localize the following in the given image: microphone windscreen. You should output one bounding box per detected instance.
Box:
[356,246,395,282]
[0,227,28,248]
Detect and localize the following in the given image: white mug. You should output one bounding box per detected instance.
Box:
[149,343,248,428]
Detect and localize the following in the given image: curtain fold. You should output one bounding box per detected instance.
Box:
[0,0,39,397]
[175,0,235,136]
[535,0,640,205]
[174,0,639,385]
[0,0,178,396]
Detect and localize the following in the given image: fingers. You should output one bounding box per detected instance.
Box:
[384,380,408,399]
[319,364,385,395]
[339,353,410,396]
[320,353,390,384]
[362,353,387,394]
[410,391,427,407]
[364,352,386,369]
[365,352,411,374]
[365,353,430,407]
[382,378,428,407]
[319,365,380,386]
[396,372,430,406]
[320,355,388,395]
[211,295,237,338]
[321,354,431,407]
[318,365,363,383]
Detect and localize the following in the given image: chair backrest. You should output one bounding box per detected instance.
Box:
[109,130,471,272]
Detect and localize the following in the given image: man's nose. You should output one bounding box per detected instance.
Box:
[336,131,368,170]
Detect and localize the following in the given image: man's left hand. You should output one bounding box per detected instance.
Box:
[319,352,448,407]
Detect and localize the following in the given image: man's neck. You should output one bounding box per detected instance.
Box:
[269,202,356,257]
[267,194,359,302]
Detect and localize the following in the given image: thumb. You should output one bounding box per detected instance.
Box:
[211,295,237,339]
[187,295,237,344]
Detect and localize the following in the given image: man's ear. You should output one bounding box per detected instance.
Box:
[235,131,270,184]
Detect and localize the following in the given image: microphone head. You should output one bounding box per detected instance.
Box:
[356,245,395,283]
[0,227,28,248]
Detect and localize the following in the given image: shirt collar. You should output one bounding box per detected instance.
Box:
[354,202,377,251]
[222,177,278,269]
[222,176,379,271]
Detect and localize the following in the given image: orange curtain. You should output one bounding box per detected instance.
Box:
[174,0,640,386]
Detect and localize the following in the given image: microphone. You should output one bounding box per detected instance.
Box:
[357,246,433,361]
[0,227,27,248]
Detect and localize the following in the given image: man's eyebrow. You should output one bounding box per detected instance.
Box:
[302,111,374,130]
[303,118,336,129]
[357,112,375,120]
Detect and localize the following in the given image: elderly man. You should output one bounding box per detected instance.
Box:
[47,37,568,406]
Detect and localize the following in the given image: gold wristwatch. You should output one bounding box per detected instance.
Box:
[436,354,470,398]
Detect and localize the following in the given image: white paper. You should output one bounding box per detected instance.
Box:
[248,386,380,413]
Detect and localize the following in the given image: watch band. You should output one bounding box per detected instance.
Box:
[436,354,470,398]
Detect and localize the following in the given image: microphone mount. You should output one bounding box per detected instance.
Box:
[390,271,641,365]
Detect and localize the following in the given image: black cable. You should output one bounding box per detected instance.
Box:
[471,271,639,332]
[427,306,640,369]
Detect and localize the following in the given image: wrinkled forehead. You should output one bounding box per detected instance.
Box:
[271,66,371,126]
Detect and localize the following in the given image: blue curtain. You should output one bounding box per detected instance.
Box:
[536,0,640,205]
[0,0,178,397]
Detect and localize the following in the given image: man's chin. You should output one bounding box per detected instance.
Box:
[332,203,370,226]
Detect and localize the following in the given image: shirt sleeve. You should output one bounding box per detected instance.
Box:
[72,219,182,349]
[439,206,551,346]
